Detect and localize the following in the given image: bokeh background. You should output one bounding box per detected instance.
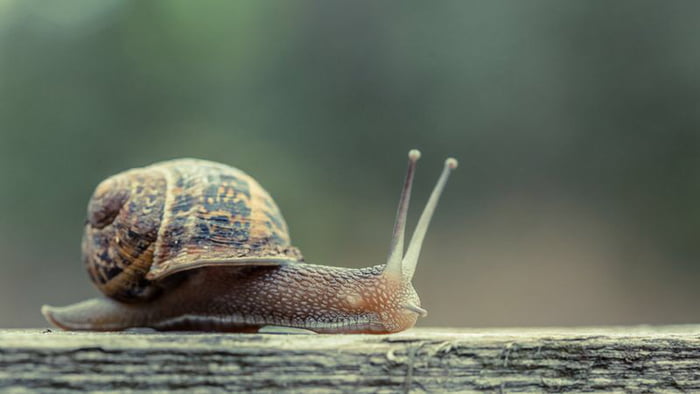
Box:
[1,0,698,328]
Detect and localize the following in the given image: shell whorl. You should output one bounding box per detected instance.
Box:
[82,159,303,303]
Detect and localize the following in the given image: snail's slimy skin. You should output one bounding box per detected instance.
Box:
[42,263,422,334]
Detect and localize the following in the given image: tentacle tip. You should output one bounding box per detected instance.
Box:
[445,157,458,169]
[408,149,421,161]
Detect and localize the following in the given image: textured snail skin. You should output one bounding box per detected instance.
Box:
[43,263,420,334]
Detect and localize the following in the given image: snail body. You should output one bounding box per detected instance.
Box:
[42,151,457,334]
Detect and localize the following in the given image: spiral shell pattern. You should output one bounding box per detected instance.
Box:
[83,159,302,302]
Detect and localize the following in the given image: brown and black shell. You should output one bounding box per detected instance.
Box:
[82,158,303,302]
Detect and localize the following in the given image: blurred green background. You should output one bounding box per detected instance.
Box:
[1,0,698,328]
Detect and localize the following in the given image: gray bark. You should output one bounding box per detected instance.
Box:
[0,326,698,392]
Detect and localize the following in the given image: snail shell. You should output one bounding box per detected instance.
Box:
[83,159,303,302]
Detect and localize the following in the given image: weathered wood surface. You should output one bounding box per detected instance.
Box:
[0,326,699,392]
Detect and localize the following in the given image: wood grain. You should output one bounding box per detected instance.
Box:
[1,326,698,392]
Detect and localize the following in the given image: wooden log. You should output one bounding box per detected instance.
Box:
[0,326,698,392]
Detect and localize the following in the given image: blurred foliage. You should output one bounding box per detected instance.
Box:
[0,0,698,328]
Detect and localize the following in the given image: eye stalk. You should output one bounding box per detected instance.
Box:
[401,156,458,280]
[384,150,421,279]
[382,150,458,321]
[384,150,458,281]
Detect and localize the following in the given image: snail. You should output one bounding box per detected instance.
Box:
[42,150,457,334]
